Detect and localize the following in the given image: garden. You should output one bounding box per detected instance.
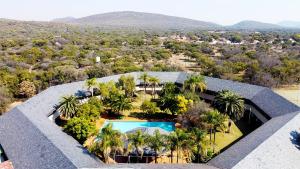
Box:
[57,73,245,164]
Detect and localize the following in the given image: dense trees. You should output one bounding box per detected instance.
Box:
[1,25,300,112]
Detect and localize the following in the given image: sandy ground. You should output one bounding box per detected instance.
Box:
[168,53,198,72]
[6,101,23,112]
[273,85,300,106]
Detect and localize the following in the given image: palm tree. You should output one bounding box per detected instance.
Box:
[92,123,114,163]
[214,90,244,132]
[173,129,190,163]
[92,123,124,163]
[58,95,79,119]
[179,131,193,163]
[166,132,178,163]
[183,74,207,93]
[191,128,206,163]
[139,73,149,93]
[118,75,135,98]
[85,78,97,96]
[145,130,165,163]
[109,93,132,115]
[205,110,227,152]
[110,130,124,161]
[148,76,160,99]
[205,110,217,144]
[127,130,146,162]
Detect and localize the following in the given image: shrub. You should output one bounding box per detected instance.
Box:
[85,64,112,78]
[18,80,36,98]
[141,100,159,114]
[177,101,212,129]
[63,117,96,144]
[76,97,103,120]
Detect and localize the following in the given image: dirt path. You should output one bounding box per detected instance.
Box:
[273,85,300,106]
[168,53,198,72]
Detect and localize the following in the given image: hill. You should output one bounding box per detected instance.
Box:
[228,20,283,30]
[52,17,76,23]
[278,21,300,28]
[52,11,221,30]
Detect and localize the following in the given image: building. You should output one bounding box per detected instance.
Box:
[0,72,299,169]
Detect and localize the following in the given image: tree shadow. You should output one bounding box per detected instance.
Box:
[290,130,300,150]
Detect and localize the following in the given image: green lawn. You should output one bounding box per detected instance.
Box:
[204,121,243,153]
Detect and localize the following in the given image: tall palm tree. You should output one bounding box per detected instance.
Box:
[109,93,132,115]
[173,129,190,163]
[166,132,178,163]
[205,110,217,144]
[139,73,149,93]
[205,110,227,152]
[127,130,146,162]
[58,95,79,119]
[214,90,244,132]
[145,130,165,163]
[179,131,193,163]
[85,78,97,96]
[118,75,135,98]
[148,76,160,99]
[110,130,124,161]
[93,123,117,163]
[191,128,206,163]
[183,74,207,93]
[92,123,124,163]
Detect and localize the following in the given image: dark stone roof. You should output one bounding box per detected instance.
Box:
[0,108,77,169]
[0,72,299,169]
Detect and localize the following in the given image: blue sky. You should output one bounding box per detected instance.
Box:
[0,0,299,25]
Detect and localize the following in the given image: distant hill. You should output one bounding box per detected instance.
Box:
[52,17,76,23]
[228,20,283,30]
[278,21,300,28]
[52,11,221,30]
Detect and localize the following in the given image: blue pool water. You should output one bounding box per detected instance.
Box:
[102,121,175,133]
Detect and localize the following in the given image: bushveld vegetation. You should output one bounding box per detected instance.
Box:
[58,74,244,163]
[0,20,299,114]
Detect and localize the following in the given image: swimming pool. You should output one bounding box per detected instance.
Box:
[102,121,175,133]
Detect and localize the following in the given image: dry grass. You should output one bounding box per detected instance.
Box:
[273,85,300,106]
